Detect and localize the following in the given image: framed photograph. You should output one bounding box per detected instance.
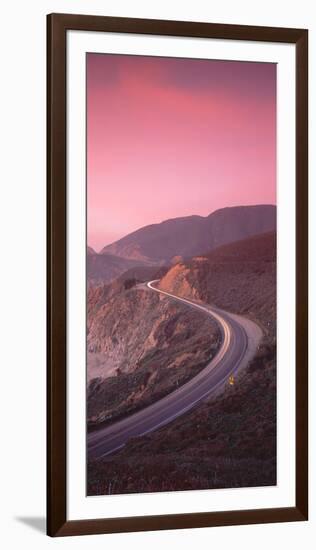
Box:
[47,13,308,537]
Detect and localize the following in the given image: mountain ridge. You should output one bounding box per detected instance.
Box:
[100,204,276,264]
[87,252,149,286]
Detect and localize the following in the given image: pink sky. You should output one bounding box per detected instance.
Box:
[87,54,276,251]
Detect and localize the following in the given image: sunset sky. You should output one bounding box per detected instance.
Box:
[87,53,276,251]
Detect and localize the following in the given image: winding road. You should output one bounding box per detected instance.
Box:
[88,280,262,460]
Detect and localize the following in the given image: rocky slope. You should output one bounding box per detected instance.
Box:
[100,204,276,264]
[158,231,276,343]
[87,281,221,427]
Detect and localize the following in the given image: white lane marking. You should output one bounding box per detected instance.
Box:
[147,280,231,358]
[88,281,236,454]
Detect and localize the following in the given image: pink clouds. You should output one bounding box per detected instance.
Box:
[87,54,276,251]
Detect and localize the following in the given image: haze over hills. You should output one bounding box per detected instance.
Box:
[87,246,96,255]
[87,252,149,286]
[87,204,276,285]
[100,204,276,264]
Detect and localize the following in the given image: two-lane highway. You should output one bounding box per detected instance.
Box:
[88,281,262,460]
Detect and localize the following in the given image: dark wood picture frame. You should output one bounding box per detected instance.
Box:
[47,13,308,537]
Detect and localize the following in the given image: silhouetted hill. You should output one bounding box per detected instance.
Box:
[87,252,148,285]
[100,204,276,264]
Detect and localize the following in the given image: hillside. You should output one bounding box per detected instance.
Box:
[88,230,276,494]
[158,231,276,342]
[87,282,220,427]
[87,251,150,285]
[100,204,276,264]
[115,265,168,286]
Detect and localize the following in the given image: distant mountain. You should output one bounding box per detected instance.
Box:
[87,252,148,285]
[87,246,96,255]
[100,205,276,264]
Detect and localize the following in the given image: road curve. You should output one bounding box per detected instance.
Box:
[88,280,262,460]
